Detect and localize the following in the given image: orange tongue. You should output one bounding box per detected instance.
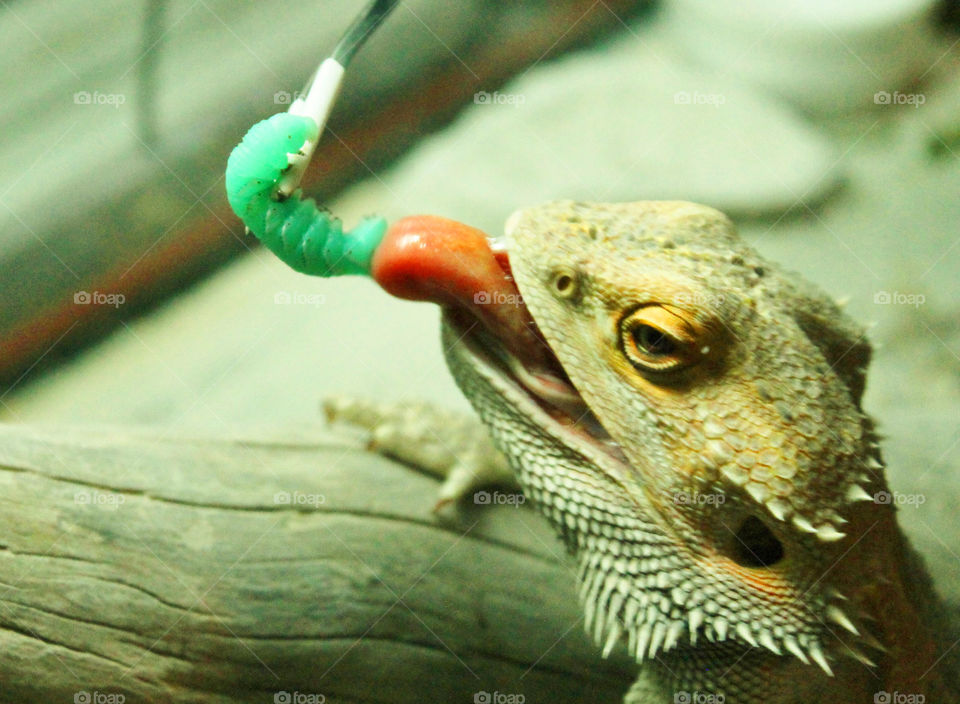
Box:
[370,215,549,365]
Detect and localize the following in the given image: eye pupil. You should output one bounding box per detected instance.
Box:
[555,275,573,292]
[634,324,676,356]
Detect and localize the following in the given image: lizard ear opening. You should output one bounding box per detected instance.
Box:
[731,516,784,568]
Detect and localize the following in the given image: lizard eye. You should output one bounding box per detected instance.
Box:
[633,324,676,356]
[620,305,696,373]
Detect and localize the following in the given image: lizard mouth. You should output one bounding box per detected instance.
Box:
[369,215,624,464]
[442,305,631,474]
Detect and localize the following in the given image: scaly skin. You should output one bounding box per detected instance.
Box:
[438,201,958,703]
[327,200,958,703]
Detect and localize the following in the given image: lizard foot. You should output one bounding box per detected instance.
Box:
[322,396,518,510]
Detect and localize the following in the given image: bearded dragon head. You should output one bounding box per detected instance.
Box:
[442,200,893,676]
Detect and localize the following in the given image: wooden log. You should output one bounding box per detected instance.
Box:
[0,424,634,704]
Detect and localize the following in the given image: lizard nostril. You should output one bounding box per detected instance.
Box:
[732,516,784,567]
[550,270,577,297]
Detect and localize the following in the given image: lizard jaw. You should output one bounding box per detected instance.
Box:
[442,306,633,479]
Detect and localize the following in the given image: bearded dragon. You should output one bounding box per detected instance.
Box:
[325,200,958,703]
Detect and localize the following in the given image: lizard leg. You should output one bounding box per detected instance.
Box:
[322,396,517,509]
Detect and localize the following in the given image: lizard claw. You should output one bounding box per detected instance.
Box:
[322,395,518,508]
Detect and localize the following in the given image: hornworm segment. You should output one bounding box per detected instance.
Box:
[225,0,400,276]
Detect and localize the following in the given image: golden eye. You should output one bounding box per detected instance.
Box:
[620,305,698,373]
[632,324,677,357]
